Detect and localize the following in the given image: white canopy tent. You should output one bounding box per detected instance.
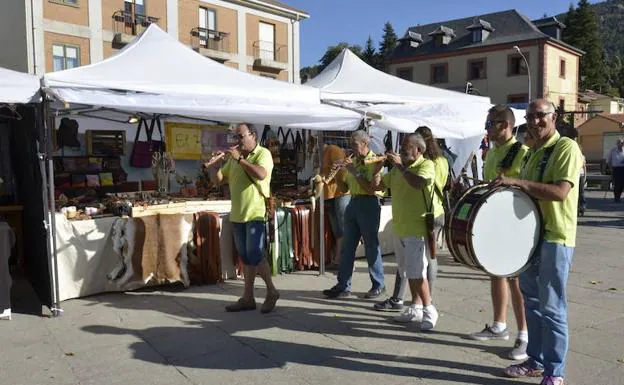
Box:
[43,25,362,131]
[307,49,527,173]
[0,67,41,104]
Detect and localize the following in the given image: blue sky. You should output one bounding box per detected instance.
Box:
[286,0,606,67]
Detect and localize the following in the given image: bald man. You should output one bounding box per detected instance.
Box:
[493,99,582,385]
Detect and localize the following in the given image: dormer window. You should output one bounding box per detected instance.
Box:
[428,25,455,46]
[401,30,424,48]
[466,18,494,43]
[532,17,565,40]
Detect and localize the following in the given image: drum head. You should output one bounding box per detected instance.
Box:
[471,189,540,276]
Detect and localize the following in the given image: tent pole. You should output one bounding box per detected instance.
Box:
[318,133,325,276]
[40,93,62,316]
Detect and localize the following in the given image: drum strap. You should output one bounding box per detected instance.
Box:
[538,139,560,182]
[499,142,523,172]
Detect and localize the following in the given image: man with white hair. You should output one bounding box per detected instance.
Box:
[323,130,385,299]
[372,133,439,330]
[607,137,624,202]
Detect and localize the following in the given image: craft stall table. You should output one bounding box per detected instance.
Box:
[55,200,235,302]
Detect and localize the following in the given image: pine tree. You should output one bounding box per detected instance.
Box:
[378,22,398,71]
[562,0,608,91]
[362,36,378,69]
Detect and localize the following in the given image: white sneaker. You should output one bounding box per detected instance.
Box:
[0,308,11,320]
[421,305,438,331]
[394,306,423,323]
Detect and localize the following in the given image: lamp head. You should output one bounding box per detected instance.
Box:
[127,116,139,124]
[513,45,521,52]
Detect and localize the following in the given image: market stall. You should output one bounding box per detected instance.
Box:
[41,25,366,306]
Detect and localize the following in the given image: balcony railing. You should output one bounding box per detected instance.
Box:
[190,27,230,54]
[252,40,287,63]
[112,10,159,38]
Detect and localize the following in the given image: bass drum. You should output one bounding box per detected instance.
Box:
[445,185,543,277]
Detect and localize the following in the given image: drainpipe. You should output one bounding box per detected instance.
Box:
[30,0,37,74]
[290,14,300,84]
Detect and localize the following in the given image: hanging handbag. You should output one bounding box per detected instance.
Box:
[130,118,165,168]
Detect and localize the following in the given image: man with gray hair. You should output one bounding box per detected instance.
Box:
[607,137,624,202]
[323,130,385,299]
[372,133,439,330]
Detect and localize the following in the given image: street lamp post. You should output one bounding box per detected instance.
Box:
[513,45,531,102]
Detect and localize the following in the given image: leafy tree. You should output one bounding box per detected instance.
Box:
[362,36,378,69]
[378,22,398,71]
[318,42,362,72]
[562,0,608,91]
[300,65,320,84]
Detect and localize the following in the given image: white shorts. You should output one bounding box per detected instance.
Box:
[394,236,431,280]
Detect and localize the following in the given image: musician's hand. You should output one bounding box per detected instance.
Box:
[227,146,241,161]
[373,172,382,188]
[385,151,402,167]
[490,175,519,188]
[343,157,356,173]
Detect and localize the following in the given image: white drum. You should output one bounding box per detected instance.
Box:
[446,185,543,277]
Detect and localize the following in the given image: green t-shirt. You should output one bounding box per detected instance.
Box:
[483,137,529,181]
[382,156,439,237]
[220,145,273,223]
[432,156,449,214]
[521,131,582,247]
[344,150,378,196]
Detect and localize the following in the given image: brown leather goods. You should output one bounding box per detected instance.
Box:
[190,211,222,285]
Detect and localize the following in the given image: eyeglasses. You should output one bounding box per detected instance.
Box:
[233,132,252,140]
[524,111,554,121]
[484,120,505,130]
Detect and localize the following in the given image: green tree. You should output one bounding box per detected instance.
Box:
[318,42,362,72]
[562,0,608,91]
[362,36,378,69]
[300,65,320,84]
[378,21,398,71]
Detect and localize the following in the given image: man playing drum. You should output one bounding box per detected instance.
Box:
[493,99,582,385]
[372,133,441,331]
[467,105,530,361]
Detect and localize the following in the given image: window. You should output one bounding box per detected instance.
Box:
[51,0,78,5]
[467,58,486,80]
[559,98,565,112]
[259,22,275,60]
[396,67,413,81]
[559,58,566,78]
[507,94,528,104]
[471,29,482,43]
[125,0,145,16]
[199,7,217,46]
[52,44,80,71]
[508,53,529,76]
[430,63,448,84]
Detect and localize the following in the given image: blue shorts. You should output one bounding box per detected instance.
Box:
[232,221,266,266]
[325,195,350,239]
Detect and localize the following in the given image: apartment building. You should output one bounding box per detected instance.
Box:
[387,10,583,112]
[0,0,308,83]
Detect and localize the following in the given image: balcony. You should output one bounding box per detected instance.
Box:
[190,27,233,62]
[252,41,288,72]
[112,10,159,48]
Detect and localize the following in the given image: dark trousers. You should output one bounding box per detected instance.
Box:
[613,167,624,201]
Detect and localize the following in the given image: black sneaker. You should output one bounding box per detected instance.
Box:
[374,297,404,311]
[365,286,386,299]
[322,286,352,299]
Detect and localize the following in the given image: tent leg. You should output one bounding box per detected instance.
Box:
[318,134,325,276]
[40,99,62,316]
